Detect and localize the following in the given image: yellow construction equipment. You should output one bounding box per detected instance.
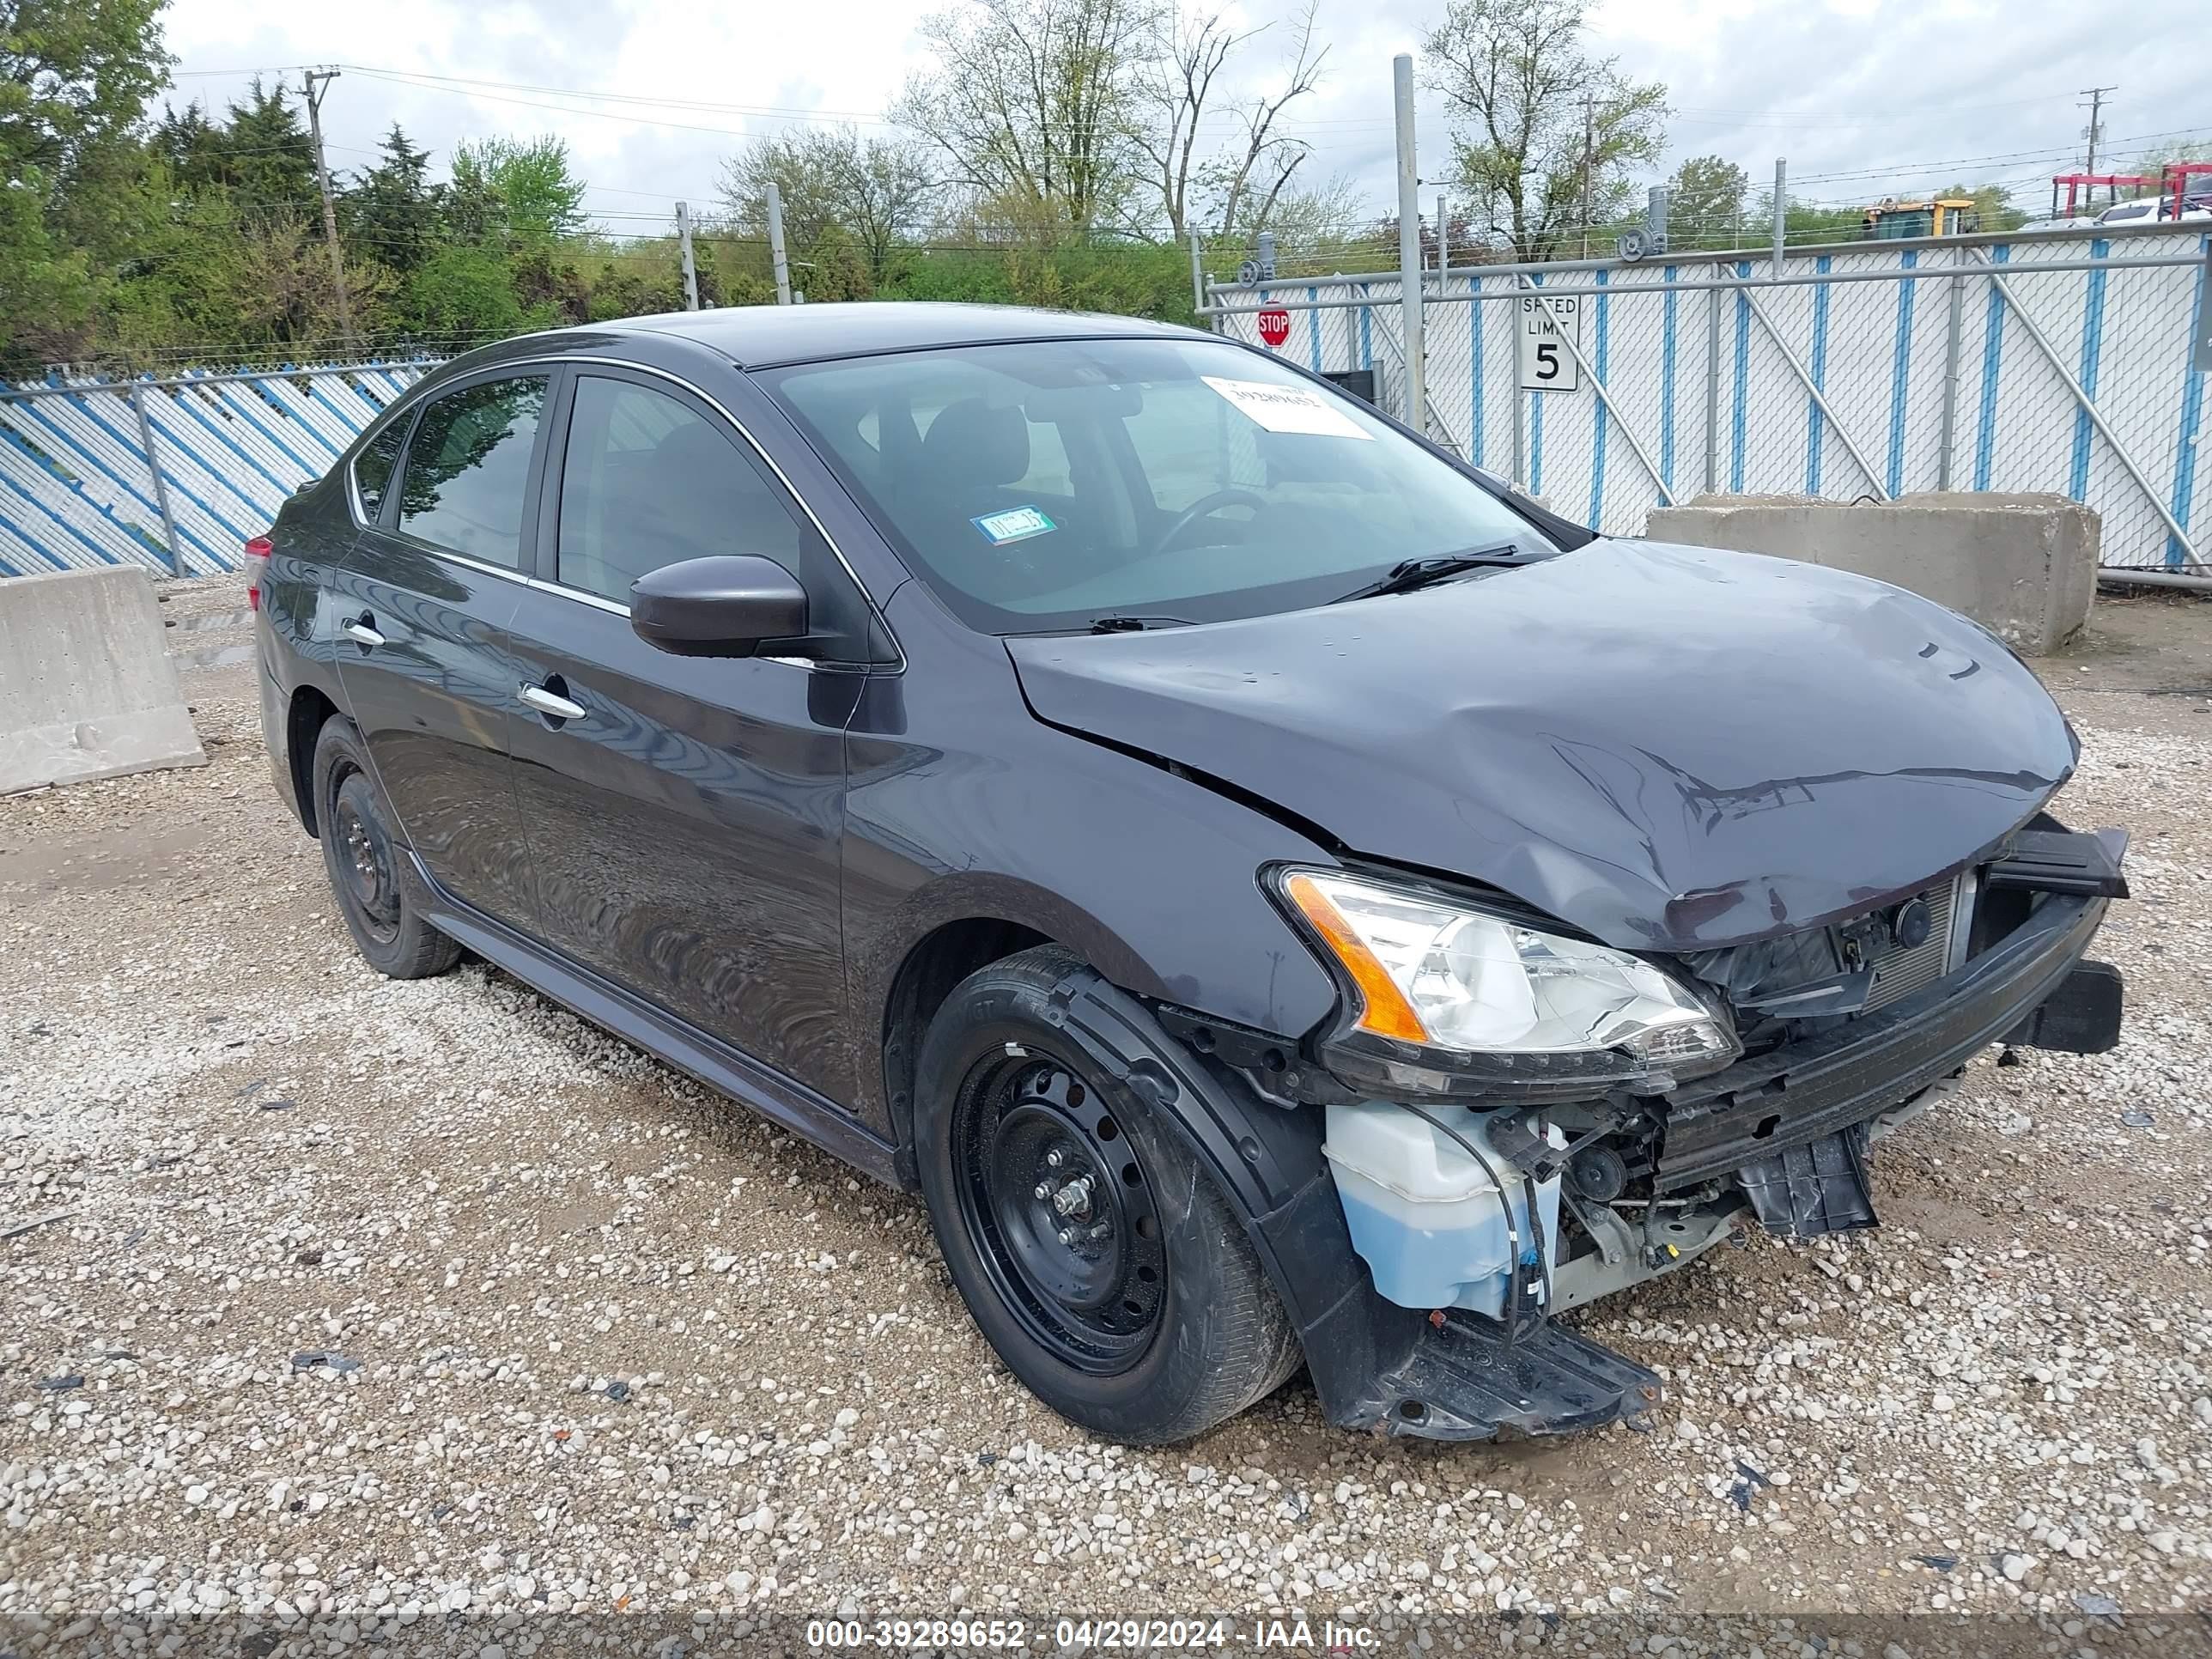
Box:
[1863,198,1980,240]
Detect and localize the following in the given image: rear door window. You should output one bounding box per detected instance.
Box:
[395,375,549,567]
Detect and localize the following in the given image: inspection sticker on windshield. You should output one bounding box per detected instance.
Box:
[1201,375,1371,440]
[972,505,1057,545]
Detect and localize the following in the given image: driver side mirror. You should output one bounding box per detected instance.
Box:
[629,556,809,659]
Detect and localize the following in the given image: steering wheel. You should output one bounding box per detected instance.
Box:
[1146,489,1267,558]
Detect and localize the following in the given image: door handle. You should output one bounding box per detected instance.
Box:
[518,682,587,722]
[343,617,386,647]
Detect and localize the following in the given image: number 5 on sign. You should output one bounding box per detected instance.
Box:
[1517,294,1582,392]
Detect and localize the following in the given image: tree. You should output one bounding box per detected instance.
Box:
[1422,0,1667,262]
[721,125,937,282]
[801,222,872,301]
[215,78,318,215]
[451,136,586,244]
[1,0,170,364]
[403,242,543,340]
[1134,1,1327,240]
[343,124,440,275]
[1667,154,1746,249]
[152,100,224,188]
[895,0,1156,241]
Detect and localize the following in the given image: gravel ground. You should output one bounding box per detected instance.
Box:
[3,579,2210,1656]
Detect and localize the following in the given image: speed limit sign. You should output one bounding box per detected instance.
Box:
[1516,294,1582,392]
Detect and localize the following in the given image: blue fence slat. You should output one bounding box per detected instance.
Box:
[1659,268,1677,490]
[1806,255,1832,494]
[1885,250,1918,497]
[1973,246,2010,491]
[1589,269,1610,526]
[2069,238,2110,502]
[1730,263,1751,492]
[2168,236,2209,567]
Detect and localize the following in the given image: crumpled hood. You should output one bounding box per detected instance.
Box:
[1007,539,2077,951]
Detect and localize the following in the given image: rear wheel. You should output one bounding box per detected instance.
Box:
[914,946,1300,1444]
[311,718,461,980]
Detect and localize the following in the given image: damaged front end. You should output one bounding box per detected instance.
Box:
[1152,820,2125,1444]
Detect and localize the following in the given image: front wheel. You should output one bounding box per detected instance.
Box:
[913,946,1301,1445]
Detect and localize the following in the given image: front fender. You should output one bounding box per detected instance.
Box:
[842,591,1347,1133]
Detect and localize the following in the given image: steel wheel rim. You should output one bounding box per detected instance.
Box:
[332,775,401,945]
[951,1052,1167,1376]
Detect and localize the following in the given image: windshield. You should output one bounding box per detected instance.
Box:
[763,337,1549,634]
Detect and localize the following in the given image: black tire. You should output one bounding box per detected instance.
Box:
[310,717,462,980]
[913,945,1301,1445]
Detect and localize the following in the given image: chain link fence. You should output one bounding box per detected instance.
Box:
[0,362,437,578]
[1208,223,2212,574]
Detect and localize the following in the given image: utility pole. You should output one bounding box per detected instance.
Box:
[1771,157,1788,269]
[676,201,700,309]
[1580,94,1596,259]
[764,182,793,306]
[2079,85,2115,174]
[1392,54,1426,435]
[302,68,353,344]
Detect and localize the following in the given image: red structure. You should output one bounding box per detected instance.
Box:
[2052,162,2212,222]
[2162,161,2212,216]
[2051,173,2154,218]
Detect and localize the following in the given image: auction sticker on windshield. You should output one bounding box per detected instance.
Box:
[1201,376,1372,441]
[972,506,1058,544]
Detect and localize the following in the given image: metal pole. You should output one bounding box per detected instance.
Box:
[765,182,793,306]
[1704,280,1723,495]
[1437,191,1449,281]
[1188,230,1212,330]
[677,202,700,310]
[1936,249,1966,489]
[2081,86,2112,176]
[2100,566,2212,590]
[129,384,185,577]
[1580,94,1595,261]
[302,69,353,344]
[1511,307,1528,490]
[1771,157,1787,270]
[1393,54,1427,436]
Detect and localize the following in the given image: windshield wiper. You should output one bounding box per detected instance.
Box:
[1088,613,1197,633]
[1328,543,1532,605]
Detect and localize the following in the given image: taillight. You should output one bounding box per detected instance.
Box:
[244,535,273,611]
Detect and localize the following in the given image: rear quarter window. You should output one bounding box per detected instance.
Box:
[351,416,410,520]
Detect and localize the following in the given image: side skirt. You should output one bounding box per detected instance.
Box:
[411,858,908,1192]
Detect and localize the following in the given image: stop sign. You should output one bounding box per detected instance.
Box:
[1256,307,1292,349]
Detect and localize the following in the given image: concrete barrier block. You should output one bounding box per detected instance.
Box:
[0,568,208,793]
[1644,492,2099,653]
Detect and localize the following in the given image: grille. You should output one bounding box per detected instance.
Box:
[1862,876,1963,1011]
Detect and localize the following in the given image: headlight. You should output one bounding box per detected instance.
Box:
[1279,869,1737,1073]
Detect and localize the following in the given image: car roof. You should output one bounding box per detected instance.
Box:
[598,301,1206,369]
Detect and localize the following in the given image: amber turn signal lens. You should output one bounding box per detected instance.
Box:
[1284,872,1431,1043]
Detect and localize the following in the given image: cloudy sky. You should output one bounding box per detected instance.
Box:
[158,0,2210,240]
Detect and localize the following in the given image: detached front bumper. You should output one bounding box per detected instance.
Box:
[1656,887,2116,1192]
